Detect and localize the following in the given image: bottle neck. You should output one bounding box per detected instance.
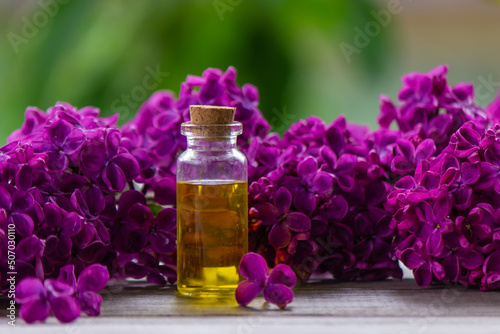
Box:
[186,136,238,150]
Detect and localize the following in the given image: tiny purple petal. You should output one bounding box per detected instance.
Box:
[49,295,81,323]
[256,202,279,226]
[12,213,34,236]
[267,264,297,288]
[78,291,103,317]
[103,163,127,192]
[274,187,292,217]
[15,277,46,304]
[297,157,317,181]
[414,262,432,287]
[293,190,316,216]
[77,264,110,293]
[400,248,425,269]
[263,284,294,309]
[310,172,333,194]
[235,280,263,306]
[57,265,77,290]
[61,212,82,236]
[285,212,311,233]
[269,222,292,249]
[239,252,268,282]
[457,248,483,270]
[19,298,50,324]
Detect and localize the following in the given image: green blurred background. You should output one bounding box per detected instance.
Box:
[1,0,500,143]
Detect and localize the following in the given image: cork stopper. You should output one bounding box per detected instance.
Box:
[190,105,235,125]
[189,105,236,137]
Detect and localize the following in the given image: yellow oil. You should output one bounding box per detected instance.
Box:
[176,181,248,298]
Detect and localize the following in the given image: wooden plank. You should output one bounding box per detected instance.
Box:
[91,279,500,317]
[1,279,500,333]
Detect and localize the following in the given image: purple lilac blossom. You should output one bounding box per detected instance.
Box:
[249,114,402,282]
[384,68,500,289]
[235,252,296,308]
[15,277,80,323]
[0,102,175,324]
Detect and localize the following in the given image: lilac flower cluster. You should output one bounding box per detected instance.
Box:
[378,65,500,290]
[247,114,403,282]
[0,103,176,323]
[121,66,270,192]
[389,123,500,289]
[15,264,108,323]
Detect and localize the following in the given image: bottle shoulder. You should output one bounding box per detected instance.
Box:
[177,148,247,163]
[176,148,247,182]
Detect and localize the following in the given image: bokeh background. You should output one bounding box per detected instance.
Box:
[1,0,499,143]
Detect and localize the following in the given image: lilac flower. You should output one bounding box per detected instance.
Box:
[124,252,176,285]
[375,65,488,154]
[2,143,47,186]
[177,66,270,149]
[255,187,310,249]
[0,183,35,236]
[281,116,326,155]
[246,134,280,182]
[37,203,82,262]
[231,82,270,140]
[57,264,109,316]
[15,277,80,323]
[324,120,345,157]
[235,252,296,309]
[414,198,454,257]
[33,119,86,171]
[448,122,482,158]
[446,162,481,209]
[126,204,176,254]
[7,107,47,143]
[398,71,438,117]
[367,128,400,166]
[71,186,110,244]
[481,250,500,291]
[438,232,483,282]
[249,177,275,203]
[249,113,402,284]
[455,204,495,245]
[319,146,356,191]
[111,191,176,285]
[80,129,140,192]
[12,235,44,286]
[152,174,176,206]
[286,232,318,277]
[391,139,436,175]
[377,95,397,129]
[399,243,446,286]
[317,194,348,223]
[280,157,333,215]
[121,90,183,175]
[440,83,488,121]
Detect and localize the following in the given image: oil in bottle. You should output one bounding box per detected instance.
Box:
[177,181,248,297]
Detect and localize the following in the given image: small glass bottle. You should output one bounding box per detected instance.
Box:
[176,105,248,298]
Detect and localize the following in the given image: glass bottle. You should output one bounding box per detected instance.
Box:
[176,105,248,298]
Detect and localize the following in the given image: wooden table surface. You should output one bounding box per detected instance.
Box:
[2,279,500,333]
